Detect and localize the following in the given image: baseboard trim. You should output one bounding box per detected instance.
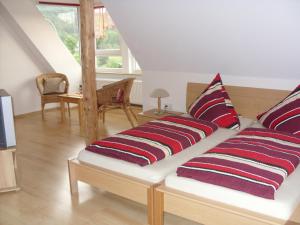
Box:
[14,106,77,119]
[14,104,141,119]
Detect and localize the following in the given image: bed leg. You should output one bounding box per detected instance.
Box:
[154,189,164,225]
[147,186,155,225]
[68,159,78,195]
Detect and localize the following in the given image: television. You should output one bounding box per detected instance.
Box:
[0,90,16,148]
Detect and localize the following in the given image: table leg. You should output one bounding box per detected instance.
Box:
[60,99,66,122]
[78,100,84,131]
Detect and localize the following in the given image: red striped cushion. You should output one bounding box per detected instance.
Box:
[257,84,300,136]
[188,73,240,130]
[116,88,124,103]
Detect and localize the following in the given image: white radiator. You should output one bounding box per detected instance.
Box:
[96,78,143,105]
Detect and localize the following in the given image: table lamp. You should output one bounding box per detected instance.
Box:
[150,88,169,114]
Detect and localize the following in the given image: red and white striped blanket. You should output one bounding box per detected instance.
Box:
[86,116,218,166]
[177,127,300,199]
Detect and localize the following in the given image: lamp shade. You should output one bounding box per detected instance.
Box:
[150,88,169,98]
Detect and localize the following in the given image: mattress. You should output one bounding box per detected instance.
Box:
[165,122,300,220]
[78,117,253,184]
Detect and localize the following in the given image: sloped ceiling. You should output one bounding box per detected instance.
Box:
[1,0,81,79]
[102,0,300,79]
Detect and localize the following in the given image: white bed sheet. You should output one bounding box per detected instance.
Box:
[165,122,300,220]
[78,117,253,184]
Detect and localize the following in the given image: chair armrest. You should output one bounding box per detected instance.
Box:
[101,84,124,96]
[102,79,126,90]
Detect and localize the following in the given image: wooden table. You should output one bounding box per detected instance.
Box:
[59,93,84,130]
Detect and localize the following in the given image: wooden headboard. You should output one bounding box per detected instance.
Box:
[186,83,290,119]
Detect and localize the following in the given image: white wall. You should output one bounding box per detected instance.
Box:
[0,16,45,115]
[101,0,300,111]
[0,0,82,115]
[143,71,298,112]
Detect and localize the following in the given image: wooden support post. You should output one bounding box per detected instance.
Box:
[80,0,98,145]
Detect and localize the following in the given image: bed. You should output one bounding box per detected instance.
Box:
[68,82,289,225]
[154,84,300,225]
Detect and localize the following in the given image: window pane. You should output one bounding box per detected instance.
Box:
[96,56,123,69]
[37,5,80,63]
[95,8,121,50]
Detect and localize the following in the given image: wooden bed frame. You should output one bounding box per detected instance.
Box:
[154,185,300,225]
[68,82,291,225]
[154,83,300,225]
[68,158,157,224]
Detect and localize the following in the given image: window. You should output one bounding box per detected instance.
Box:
[94,7,140,73]
[37,4,80,63]
[37,4,140,73]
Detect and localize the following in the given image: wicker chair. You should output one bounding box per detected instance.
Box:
[36,73,69,119]
[96,78,137,127]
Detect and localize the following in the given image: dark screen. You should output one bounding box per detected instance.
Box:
[0,97,7,148]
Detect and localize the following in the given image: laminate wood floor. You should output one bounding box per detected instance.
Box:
[0,107,199,225]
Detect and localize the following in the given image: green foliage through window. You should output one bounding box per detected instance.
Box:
[37,5,80,63]
[96,29,120,50]
[96,56,122,68]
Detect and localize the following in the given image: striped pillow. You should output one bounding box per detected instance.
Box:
[188,74,240,130]
[257,84,300,136]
